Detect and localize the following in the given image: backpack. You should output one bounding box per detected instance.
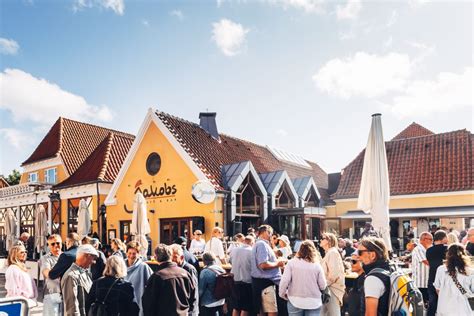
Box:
[208,267,234,300]
[369,267,424,316]
[88,278,119,316]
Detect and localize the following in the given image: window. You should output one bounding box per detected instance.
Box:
[28,172,38,183]
[235,174,263,216]
[44,168,57,184]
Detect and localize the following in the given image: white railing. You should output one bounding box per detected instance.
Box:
[0,182,51,198]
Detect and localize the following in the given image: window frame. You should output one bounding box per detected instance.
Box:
[44,168,57,184]
[28,172,38,183]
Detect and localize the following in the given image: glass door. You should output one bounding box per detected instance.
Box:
[160,217,192,245]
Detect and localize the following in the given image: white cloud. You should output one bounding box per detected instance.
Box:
[338,30,355,40]
[336,0,362,20]
[0,38,20,55]
[142,20,149,26]
[313,52,412,99]
[73,0,124,15]
[170,10,184,20]
[276,0,326,14]
[386,10,397,27]
[0,68,114,126]
[0,128,32,149]
[212,19,249,57]
[389,67,473,117]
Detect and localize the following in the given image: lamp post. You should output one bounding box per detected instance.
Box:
[100,204,107,243]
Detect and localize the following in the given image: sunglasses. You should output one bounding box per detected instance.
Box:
[49,242,61,246]
[196,233,202,235]
[358,250,372,254]
[19,251,27,254]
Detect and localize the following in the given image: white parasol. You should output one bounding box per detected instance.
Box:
[77,199,91,238]
[5,208,18,251]
[34,204,48,253]
[357,113,392,251]
[131,192,150,258]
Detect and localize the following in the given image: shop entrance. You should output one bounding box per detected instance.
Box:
[160,217,192,245]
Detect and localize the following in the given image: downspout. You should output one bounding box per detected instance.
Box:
[217,189,230,234]
[96,181,101,240]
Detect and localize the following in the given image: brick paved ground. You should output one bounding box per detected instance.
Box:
[0,273,44,315]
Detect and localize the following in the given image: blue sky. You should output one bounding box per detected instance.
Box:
[0,0,472,176]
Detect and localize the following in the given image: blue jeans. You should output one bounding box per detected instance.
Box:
[287,300,321,316]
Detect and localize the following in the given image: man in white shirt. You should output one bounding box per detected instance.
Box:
[204,226,226,264]
[40,234,62,316]
[412,231,432,307]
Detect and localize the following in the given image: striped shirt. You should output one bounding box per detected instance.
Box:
[411,244,429,288]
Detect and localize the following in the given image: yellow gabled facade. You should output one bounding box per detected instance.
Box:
[105,113,224,246]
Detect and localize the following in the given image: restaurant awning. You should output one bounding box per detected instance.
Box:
[340,205,474,219]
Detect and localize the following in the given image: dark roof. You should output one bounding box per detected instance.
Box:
[392,122,434,140]
[333,124,474,199]
[22,117,134,176]
[156,111,332,203]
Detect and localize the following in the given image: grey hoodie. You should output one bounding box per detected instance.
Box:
[125,258,153,316]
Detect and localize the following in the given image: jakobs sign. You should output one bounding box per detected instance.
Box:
[123,179,178,213]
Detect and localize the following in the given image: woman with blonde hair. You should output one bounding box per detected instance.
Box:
[87,255,139,316]
[5,244,38,301]
[111,238,127,260]
[320,233,345,316]
[447,232,459,245]
[279,240,327,315]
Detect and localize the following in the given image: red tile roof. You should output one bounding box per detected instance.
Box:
[156,111,331,202]
[23,118,134,175]
[392,122,434,140]
[55,132,134,188]
[333,125,474,199]
[22,117,134,188]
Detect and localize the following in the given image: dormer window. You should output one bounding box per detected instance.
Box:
[28,172,38,183]
[45,168,57,184]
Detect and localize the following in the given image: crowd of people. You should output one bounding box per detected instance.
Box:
[3,225,474,316]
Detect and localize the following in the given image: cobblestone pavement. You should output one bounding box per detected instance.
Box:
[0,273,44,315]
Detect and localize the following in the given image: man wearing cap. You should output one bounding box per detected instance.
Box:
[61,244,98,316]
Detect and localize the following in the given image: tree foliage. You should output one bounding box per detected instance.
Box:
[6,169,21,185]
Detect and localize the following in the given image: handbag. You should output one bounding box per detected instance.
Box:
[449,271,474,310]
[321,286,331,304]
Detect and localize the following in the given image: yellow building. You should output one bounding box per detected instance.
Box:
[104,109,331,247]
[327,123,474,251]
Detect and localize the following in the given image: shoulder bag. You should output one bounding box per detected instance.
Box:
[449,271,474,311]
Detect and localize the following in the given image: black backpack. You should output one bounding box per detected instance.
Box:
[88,278,119,316]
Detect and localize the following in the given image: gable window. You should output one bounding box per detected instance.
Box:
[28,172,38,183]
[235,174,263,216]
[275,184,295,209]
[304,188,319,207]
[44,168,57,184]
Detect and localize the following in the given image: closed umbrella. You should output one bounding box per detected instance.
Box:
[5,208,18,251]
[34,204,48,253]
[77,199,91,238]
[357,113,392,251]
[131,192,150,257]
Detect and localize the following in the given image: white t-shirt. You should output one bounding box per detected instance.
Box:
[205,237,225,263]
[189,239,206,254]
[433,265,474,316]
[364,275,386,298]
